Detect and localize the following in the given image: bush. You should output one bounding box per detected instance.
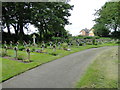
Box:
[79,43,83,46]
[49,52,58,56]
[116,41,120,44]
[62,43,68,49]
[17,54,26,60]
[92,39,96,45]
[86,42,92,45]
[84,36,93,39]
[23,59,31,63]
[95,36,100,39]
[31,48,35,52]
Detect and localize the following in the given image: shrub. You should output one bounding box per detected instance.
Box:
[31,48,35,52]
[116,41,120,44]
[95,36,100,39]
[84,36,93,39]
[49,52,58,56]
[79,43,83,46]
[17,54,26,60]
[62,43,68,49]
[86,42,92,45]
[92,39,96,45]
[23,59,31,63]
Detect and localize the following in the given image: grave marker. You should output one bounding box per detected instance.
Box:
[32,34,36,45]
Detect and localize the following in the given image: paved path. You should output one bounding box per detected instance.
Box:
[2,46,115,88]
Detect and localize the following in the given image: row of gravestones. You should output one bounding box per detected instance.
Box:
[74,39,118,45]
[2,45,30,61]
[2,38,118,50]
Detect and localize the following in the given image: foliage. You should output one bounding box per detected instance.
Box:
[83,36,94,39]
[93,23,110,37]
[23,59,31,63]
[17,54,26,60]
[92,38,96,45]
[94,1,120,38]
[49,52,58,56]
[62,43,68,49]
[19,46,25,51]
[2,2,73,41]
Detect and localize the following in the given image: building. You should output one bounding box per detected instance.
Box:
[80,28,94,36]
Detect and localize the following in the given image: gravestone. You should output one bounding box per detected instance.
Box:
[16,41,19,47]
[10,41,13,48]
[28,40,31,46]
[41,41,45,51]
[68,42,72,48]
[23,41,27,47]
[4,45,7,54]
[32,34,36,45]
[4,41,6,46]
[49,41,53,49]
[14,46,18,59]
[58,42,61,49]
[53,44,56,52]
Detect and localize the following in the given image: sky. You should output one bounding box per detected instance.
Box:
[65,0,109,36]
[4,0,109,36]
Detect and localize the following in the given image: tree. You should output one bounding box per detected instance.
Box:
[94,1,120,38]
[2,2,73,42]
[31,2,73,41]
[2,2,32,37]
[93,23,110,37]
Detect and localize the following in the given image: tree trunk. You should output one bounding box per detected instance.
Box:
[6,23,11,35]
[114,24,117,32]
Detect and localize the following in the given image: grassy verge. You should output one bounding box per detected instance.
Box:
[76,46,118,88]
[1,43,118,82]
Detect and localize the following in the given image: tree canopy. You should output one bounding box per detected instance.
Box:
[2,2,73,42]
[93,1,120,38]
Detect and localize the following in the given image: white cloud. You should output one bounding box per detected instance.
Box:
[65,0,109,36]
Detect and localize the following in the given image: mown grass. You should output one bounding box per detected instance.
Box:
[76,46,118,88]
[0,42,118,82]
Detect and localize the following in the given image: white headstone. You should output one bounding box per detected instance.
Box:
[32,35,36,45]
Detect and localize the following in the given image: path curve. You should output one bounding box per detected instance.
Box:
[2,46,116,88]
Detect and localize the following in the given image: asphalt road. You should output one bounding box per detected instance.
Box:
[2,46,115,88]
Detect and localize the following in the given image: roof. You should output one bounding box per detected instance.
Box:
[80,28,89,33]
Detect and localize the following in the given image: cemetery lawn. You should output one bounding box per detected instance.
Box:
[76,46,118,88]
[1,43,118,82]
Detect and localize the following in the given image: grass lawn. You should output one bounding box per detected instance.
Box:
[0,42,118,82]
[76,46,118,88]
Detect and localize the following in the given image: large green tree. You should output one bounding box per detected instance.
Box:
[93,1,120,38]
[93,23,110,37]
[2,2,73,41]
[2,3,32,35]
[31,2,73,40]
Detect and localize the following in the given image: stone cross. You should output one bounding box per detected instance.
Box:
[41,41,45,51]
[4,41,7,46]
[68,42,72,48]
[53,44,56,52]
[49,41,52,49]
[23,41,27,47]
[58,42,61,49]
[16,41,19,47]
[32,34,36,45]
[10,41,13,48]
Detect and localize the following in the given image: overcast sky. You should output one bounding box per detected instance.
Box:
[65,0,109,36]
